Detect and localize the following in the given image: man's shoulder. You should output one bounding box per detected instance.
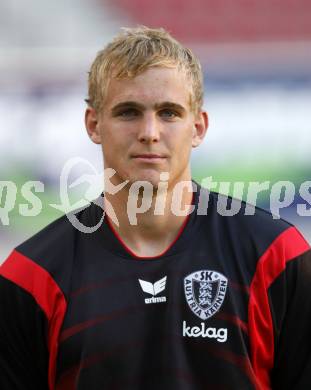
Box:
[15,202,96,269]
[1,202,96,295]
[211,192,292,221]
[201,189,296,250]
[17,210,78,256]
[199,189,310,269]
[201,188,293,230]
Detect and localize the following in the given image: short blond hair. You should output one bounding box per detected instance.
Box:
[86,26,204,114]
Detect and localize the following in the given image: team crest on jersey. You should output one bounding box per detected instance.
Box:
[184,270,228,320]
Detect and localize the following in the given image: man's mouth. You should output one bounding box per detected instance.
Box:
[132,154,167,162]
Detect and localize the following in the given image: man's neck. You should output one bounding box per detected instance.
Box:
[104,181,194,257]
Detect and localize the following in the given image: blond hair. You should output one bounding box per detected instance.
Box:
[86,26,204,113]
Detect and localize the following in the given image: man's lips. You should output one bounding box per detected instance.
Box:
[131,154,167,162]
[132,154,166,158]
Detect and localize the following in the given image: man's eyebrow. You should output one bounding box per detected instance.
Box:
[110,101,186,113]
[111,101,145,113]
[154,102,186,112]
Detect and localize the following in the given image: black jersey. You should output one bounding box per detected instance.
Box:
[1,185,311,390]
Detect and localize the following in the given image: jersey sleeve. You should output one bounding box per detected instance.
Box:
[270,248,311,389]
[248,226,311,389]
[0,274,49,390]
[0,248,67,390]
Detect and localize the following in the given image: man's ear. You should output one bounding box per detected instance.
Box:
[85,107,102,144]
[192,111,209,148]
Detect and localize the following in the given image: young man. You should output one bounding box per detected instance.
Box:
[1,27,311,390]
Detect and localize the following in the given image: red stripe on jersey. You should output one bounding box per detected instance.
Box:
[0,250,67,390]
[248,226,310,389]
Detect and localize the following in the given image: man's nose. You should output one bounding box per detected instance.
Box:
[137,114,160,143]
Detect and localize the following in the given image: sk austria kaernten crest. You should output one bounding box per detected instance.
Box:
[184,270,228,320]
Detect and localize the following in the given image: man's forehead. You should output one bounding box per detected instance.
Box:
[104,67,193,109]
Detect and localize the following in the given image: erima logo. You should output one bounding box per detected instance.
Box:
[183,321,227,343]
[184,270,228,320]
[138,276,167,304]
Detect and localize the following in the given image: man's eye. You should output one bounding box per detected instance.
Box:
[118,109,139,118]
[159,109,178,119]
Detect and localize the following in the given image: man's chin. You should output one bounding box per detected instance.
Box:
[127,172,164,191]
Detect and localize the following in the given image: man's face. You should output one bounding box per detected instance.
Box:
[86,67,208,189]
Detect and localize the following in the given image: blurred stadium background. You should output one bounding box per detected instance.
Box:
[1,0,310,262]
